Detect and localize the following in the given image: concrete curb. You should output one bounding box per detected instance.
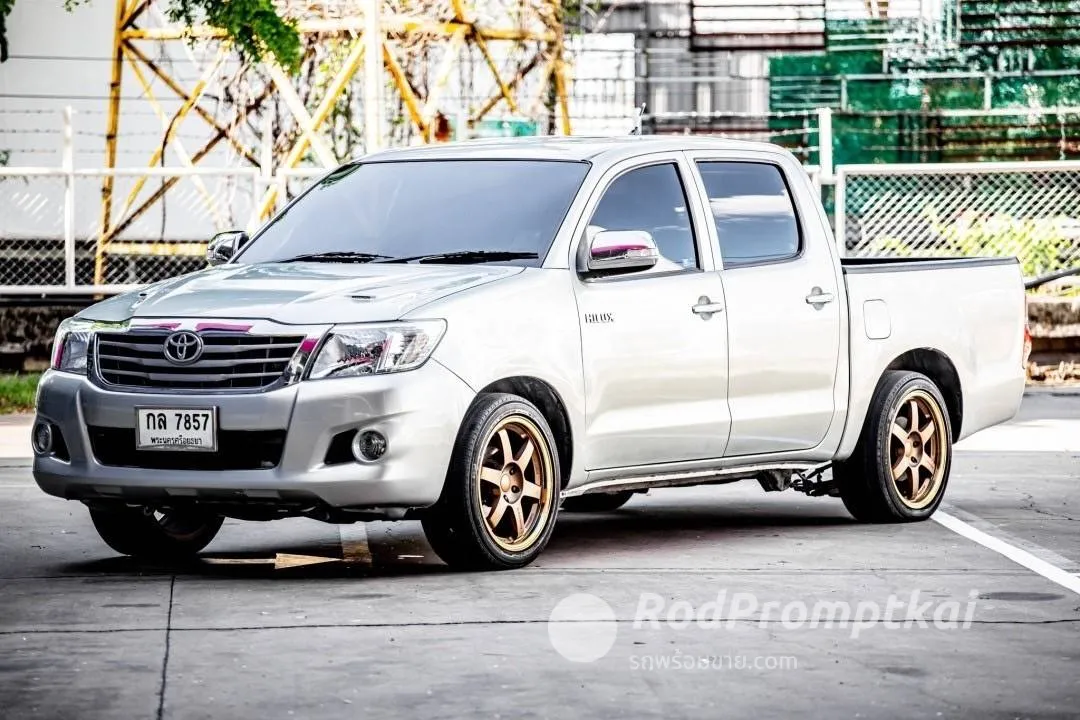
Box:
[0,415,31,460]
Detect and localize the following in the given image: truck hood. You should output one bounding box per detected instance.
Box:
[80,262,524,325]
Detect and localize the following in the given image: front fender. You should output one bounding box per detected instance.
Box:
[418,269,586,482]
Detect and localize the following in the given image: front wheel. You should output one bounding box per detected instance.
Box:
[834,370,953,523]
[88,504,224,560]
[422,393,561,570]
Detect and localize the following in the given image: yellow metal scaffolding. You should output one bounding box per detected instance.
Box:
[96,0,573,284]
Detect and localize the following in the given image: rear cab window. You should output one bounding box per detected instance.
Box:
[695,162,802,268]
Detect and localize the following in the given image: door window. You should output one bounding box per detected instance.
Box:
[696,162,801,267]
[589,163,700,270]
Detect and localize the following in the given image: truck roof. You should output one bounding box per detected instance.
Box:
[362,135,787,163]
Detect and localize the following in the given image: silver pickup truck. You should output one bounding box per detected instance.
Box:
[32,137,1027,570]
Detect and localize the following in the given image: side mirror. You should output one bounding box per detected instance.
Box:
[580,230,659,274]
[207,230,248,266]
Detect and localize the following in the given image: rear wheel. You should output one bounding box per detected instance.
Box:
[834,371,953,523]
[88,504,224,560]
[422,393,560,570]
[562,491,634,512]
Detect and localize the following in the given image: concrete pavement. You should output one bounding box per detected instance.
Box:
[0,395,1078,718]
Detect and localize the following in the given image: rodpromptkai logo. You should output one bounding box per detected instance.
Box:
[547,590,979,663]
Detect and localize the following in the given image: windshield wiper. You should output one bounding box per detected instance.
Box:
[378,250,539,265]
[277,251,393,264]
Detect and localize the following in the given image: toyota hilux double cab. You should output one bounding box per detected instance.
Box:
[32,137,1027,570]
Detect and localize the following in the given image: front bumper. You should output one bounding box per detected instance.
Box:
[32,361,475,510]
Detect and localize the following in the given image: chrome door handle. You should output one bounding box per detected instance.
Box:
[805,287,835,307]
[692,296,725,319]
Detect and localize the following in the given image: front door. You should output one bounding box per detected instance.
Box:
[574,158,730,470]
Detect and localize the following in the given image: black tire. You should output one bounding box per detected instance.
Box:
[422,393,561,570]
[834,370,953,523]
[88,504,224,560]
[562,491,634,513]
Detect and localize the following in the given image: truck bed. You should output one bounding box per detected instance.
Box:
[836,254,1026,457]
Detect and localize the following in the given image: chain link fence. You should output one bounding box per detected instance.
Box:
[0,168,262,291]
[85,170,262,287]
[0,165,352,292]
[0,171,69,289]
[836,162,1080,278]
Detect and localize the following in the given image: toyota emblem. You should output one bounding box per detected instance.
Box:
[163,331,204,365]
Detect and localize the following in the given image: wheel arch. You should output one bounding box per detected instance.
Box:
[884,348,963,441]
[477,376,574,488]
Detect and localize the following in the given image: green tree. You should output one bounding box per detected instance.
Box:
[0,0,300,69]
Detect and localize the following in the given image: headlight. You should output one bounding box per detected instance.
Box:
[308,320,447,380]
[50,318,95,374]
[50,318,126,375]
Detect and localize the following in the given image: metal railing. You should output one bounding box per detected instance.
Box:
[4,158,1080,294]
[0,167,261,293]
[0,165,338,294]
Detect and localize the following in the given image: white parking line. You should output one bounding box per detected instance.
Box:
[933,510,1080,596]
[939,504,1080,571]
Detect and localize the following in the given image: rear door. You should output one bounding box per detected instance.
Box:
[573,155,731,470]
[685,154,842,456]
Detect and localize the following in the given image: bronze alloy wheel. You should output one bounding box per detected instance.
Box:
[475,416,556,553]
[835,370,952,523]
[422,393,562,570]
[888,389,948,510]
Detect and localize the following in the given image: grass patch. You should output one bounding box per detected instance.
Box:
[0,373,40,414]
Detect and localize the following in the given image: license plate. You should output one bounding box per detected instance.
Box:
[136,408,217,452]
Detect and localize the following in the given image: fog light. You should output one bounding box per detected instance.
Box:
[351,430,387,462]
[31,422,53,455]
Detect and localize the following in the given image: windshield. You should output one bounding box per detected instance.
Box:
[238,159,590,267]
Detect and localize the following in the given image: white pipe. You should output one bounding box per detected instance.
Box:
[62,106,76,288]
[363,0,382,153]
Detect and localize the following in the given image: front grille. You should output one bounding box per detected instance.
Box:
[88,426,286,470]
[94,331,305,391]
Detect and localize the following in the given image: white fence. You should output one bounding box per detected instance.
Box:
[2,160,1079,294]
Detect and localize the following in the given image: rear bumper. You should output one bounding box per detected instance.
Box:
[31,361,475,510]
